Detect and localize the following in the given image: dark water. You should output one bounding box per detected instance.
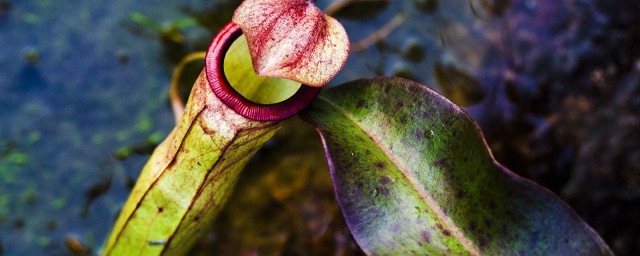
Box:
[0,0,220,254]
[1,0,638,255]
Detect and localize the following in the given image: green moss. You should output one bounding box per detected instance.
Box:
[23,13,41,25]
[0,164,17,183]
[114,146,133,160]
[10,153,30,164]
[50,197,67,210]
[26,131,42,144]
[24,48,40,64]
[37,236,51,247]
[0,194,10,208]
[146,131,165,145]
[21,188,37,205]
[135,116,153,132]
[91,134,106,145]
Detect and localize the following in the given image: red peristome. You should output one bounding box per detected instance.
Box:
[205,22,321,122]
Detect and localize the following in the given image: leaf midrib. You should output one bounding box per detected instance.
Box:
[318,95,480,255]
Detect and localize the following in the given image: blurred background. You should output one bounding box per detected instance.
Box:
[0,0,638,255]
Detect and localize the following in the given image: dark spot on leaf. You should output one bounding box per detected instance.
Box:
[376,162,386,169]
[487,232,494,240]
[396,102,404,108]
[424,129,434,139]
[356,99,365,108]
[469,221,477,231]
[194,215,201,222]
[421,231,432,243]
[434,159,447,167]
[391,223,401,232]
[157,207,164,213]
[456,190,465,199]
[380,176,391,185]
[415,130,424,140]
[442,229,451,236]
[443,118,453,126]
[436,223,443,229]
[399,115,407,124]
[479,237,487,248]
[380,187,390,196]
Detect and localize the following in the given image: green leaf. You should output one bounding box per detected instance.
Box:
[300,77,612,255]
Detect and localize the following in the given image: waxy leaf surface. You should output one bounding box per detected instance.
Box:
[233,0,349,87]
[301,77,612,255]
[103,71,284,256]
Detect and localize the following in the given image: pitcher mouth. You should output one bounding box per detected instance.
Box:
[205,22,322,122]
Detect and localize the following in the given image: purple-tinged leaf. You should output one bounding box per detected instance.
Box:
[300,77,612,255]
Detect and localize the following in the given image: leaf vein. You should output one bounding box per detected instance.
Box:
[318,96,480,255]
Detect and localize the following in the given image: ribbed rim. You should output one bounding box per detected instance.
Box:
[205,22,321,121]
